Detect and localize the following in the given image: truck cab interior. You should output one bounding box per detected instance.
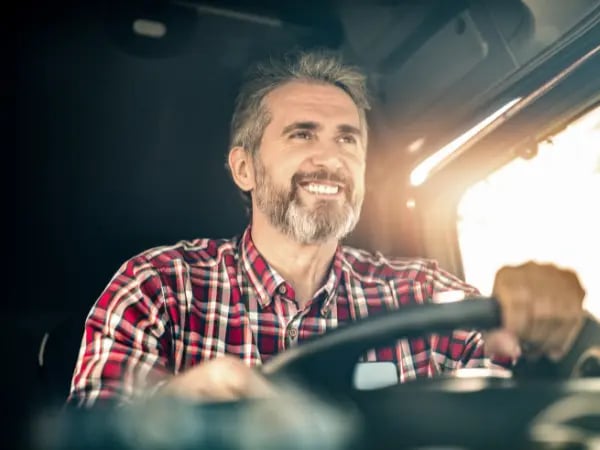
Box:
[11,1,600,448]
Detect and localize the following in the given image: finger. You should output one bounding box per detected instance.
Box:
[561,269,586,308]
[182,356,250,402]
[245,371,277,398]
[552,269,586,358]
[522,265,585,358]
[535,293,575,356]
[525,290,558,346]
[493,265,531,337]
[535,268,586,358]
[211,357,276,400]
[483,329,521,359]
[545,313,586,361]
[211,359,256,399]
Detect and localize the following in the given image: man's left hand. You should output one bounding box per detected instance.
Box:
[486,261,586,361]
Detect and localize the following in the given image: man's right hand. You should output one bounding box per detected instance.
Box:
[160,355,276,402]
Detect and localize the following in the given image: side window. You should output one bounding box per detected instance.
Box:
[457,105,600,318]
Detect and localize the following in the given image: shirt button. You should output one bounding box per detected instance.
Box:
[288,327,298,339]
[278,285,287,295]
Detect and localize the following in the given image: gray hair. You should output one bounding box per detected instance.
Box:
[227,49,371,212]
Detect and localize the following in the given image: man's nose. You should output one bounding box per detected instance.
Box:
[309,143,344,171]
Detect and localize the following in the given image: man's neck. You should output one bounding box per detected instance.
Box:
[250,213,338,309]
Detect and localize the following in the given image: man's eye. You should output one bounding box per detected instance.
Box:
[339,135,357,144]
[290,131,313,140]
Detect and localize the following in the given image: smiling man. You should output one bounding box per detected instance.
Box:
[68,51,586,407]
[229,78,367,305]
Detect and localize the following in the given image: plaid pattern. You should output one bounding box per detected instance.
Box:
[68,227,502,407]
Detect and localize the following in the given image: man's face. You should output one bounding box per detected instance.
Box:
[251,81,367,245]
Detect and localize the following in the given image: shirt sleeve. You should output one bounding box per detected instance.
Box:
[420,260,514,373]
[67,256,173,407]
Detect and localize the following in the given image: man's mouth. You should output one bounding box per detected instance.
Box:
[298,181,343,196]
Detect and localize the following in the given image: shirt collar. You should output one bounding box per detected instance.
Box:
[240,226,287,308]
[317,246,344,316]
[239,226,344,311]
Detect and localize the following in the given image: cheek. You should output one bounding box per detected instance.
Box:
[350,159,366,183]
[267,161,300,187]
[353,166,367,199]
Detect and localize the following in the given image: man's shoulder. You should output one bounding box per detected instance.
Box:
[340,246,443,284]
[128,235,240,273]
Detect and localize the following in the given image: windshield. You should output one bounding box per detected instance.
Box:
[457,104,600,318]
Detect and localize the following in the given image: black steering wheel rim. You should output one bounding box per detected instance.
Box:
[258,297,600,449]
[261,296,502,394]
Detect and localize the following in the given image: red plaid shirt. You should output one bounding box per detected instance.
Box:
[68,227,502,407]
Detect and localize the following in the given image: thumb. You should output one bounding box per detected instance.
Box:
[484,329,522,359]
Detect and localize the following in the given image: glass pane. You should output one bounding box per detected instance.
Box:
[457,105,600,318]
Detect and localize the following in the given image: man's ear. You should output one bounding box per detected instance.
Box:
[228,146,255,193]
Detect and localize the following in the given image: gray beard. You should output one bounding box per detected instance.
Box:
[253,160,361,245]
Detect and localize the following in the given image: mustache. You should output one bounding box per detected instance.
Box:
[292,169,352,187]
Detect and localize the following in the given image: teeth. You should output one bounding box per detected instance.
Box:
[305,183,339,195]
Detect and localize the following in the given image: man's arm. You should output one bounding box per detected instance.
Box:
[68,254,276,407]
[67,257,173,407]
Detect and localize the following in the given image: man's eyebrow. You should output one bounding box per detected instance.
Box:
[281,121,362,137]
[337,124,362,136]
[281,121,321,136]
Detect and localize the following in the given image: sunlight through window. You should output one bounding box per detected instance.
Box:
[457,105,600,318]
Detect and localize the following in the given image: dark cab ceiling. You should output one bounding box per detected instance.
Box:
[13,0,600,316]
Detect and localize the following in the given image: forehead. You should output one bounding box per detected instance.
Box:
[263,81,362,128]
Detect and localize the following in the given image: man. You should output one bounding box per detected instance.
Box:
[68,51,586,407]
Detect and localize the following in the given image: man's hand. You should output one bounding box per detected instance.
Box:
[160,355,276,402]
[490,261,586,361]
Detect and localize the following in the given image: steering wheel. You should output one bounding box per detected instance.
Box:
[259,297,600,450]
[261,296,502,392]
[36,298,600,450]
